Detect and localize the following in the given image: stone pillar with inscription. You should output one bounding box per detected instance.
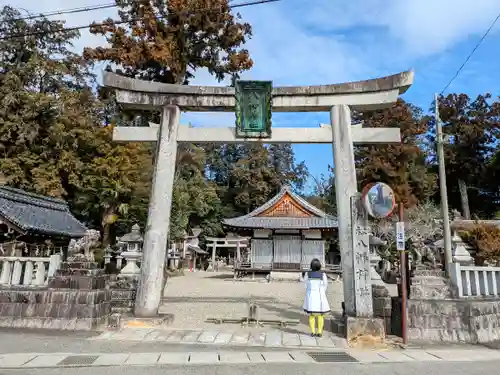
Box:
[345,195,386,343]
[351,196,373,317]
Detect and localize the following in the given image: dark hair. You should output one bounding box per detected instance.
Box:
[310,258,322,272]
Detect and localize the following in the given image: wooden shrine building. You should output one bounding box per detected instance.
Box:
[0,186,87,257]
[223,185,337,271]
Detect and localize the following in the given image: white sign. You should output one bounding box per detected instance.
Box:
[396,221,405,251]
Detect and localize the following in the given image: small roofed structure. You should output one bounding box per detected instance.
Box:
[182,228,209,271]
[117,224,143,252]
[0,186,87,238]
[223,185,337,271]
[0,186,87,256]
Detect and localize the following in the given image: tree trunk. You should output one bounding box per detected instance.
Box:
[475,256,485,267]
[102,223,111,247]
[101,207,117,247]
[458,179,471,219]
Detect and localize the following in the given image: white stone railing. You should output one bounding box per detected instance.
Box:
[450,262,500,298]
[0,255,61,287]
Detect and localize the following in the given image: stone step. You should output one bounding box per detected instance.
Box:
[326,314,346,337]
[331,320,346,336]
[413,270,446,278]
[410,285,453,299]
[411,287,451,295]
[411,285,452,291]
[411,280,451,287]
[411,277,449,286]
[412,275,449,280]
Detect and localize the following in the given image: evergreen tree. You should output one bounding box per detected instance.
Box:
[354,99,437,207]
[0,6,152,244]
[430,93,500,218]
[84,0,253,84]
[83,0,257,239]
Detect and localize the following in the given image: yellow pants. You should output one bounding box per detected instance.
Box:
[308,314,324,335]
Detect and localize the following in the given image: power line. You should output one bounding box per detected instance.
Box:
[0,0,279,41]
[9,3,116,22]
[439,12,500,95]
[0,3,117,34]
[6,0,239,22]
[6,0,238,22]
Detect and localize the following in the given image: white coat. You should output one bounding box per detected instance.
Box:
[302,271,330,314]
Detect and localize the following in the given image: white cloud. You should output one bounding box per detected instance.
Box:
[7,0,498,85]
[2,0,499,125]
[238,3,372,85]
[296,0,500,57]
[385,0,500,56]
[0,0,374,82]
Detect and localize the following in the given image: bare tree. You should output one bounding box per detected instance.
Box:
[371,201,443,265]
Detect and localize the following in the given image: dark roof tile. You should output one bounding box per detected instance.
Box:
[0,186,87,238]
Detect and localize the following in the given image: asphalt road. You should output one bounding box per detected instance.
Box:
[1,361,500,375]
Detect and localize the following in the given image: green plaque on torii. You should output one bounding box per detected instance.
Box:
[235,80,272,138]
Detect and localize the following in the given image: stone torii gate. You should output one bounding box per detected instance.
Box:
[103,71,414,321]
[204,236,249,269]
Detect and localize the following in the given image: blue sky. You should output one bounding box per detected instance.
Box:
[4,0,500,191]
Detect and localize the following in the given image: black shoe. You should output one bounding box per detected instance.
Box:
[317,333,323,338]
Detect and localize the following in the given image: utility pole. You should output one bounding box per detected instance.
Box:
[435,93,453,275]
[397,203,407,345]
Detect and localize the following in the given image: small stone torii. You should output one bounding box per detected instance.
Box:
[102,70,414,324]
[204,236,249,270]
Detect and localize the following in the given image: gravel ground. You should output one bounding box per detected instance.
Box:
[158,271,345,332]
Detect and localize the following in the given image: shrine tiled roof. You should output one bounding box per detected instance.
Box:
[223,186,338,229]
[0,186,87,238]
[188,245,209,255]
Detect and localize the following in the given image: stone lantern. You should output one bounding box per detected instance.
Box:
[451,230,474,265]
[103,245,113,265]
[120,224,143,253]
[191,227,202,238]
[119,224,143,277]
[369,235,386,282]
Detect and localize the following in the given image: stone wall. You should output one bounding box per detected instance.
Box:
[0,259,111,330]
[410,268,455,300]
[372,284,392,334]
[408,298,500,343]
[107,275,137,315]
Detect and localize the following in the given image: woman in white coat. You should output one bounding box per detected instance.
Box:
[303,258,330,337]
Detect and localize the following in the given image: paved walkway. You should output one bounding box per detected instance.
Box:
[91,328,348,349]
[1,348,500,369]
